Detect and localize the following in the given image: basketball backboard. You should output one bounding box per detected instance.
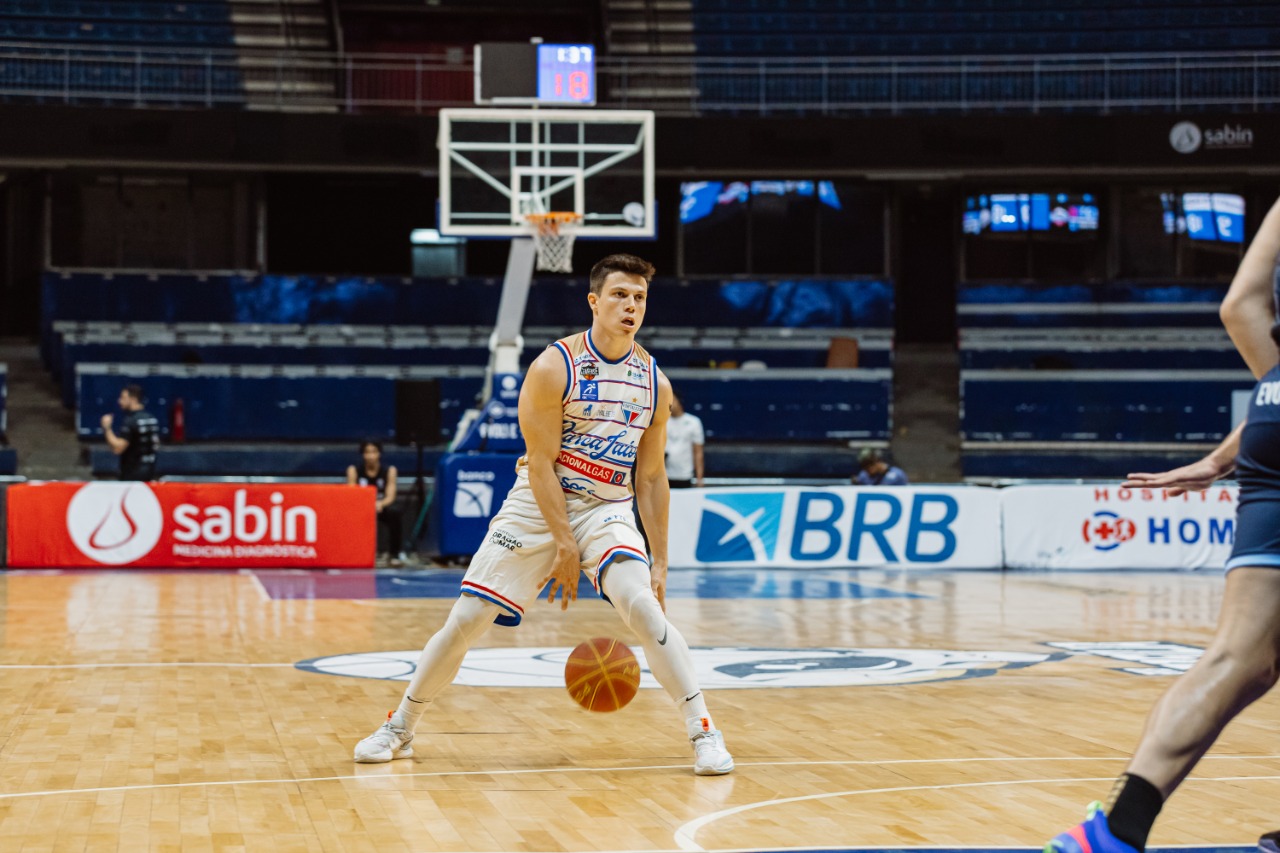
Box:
[437,108,655,240]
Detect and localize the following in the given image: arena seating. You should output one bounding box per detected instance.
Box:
[0,0,243,105]
[75,362,891,444]
[957,280,1244,477]
[689,1,1280,57]
[53,326,892,407]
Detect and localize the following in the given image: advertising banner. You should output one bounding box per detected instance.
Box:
[6,482,375,568]
[434,452,522,556]
[669,486,1002,569]
[1001,484,1237,570]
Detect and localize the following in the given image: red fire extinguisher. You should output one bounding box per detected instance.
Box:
[171,397,186,444]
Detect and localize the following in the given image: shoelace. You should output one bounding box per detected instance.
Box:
[692,732,720,753]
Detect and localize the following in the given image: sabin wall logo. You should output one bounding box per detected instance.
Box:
[1169,120,1253,154]
[66,483,164,565]
[695,492,784,562]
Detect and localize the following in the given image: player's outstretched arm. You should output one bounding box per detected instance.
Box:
[634,372,673,610]
[1221,195,1280,379]
[518,349,580,609]
[1123,421,1243,496]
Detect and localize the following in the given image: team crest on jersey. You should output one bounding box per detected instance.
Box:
[295,646,1065,689]
[621,400,644,426]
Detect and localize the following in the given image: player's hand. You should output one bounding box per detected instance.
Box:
[1123,456,1233,497]
[650,561,668,612]
[539,543,580,610]
[100,413,113,431]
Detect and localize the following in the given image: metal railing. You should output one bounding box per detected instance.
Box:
[0,41,1277,115]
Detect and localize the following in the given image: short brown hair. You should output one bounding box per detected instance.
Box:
[589,253,655,295]
[123,384,145,403]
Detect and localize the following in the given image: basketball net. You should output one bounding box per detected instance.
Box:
[524,212,582,273]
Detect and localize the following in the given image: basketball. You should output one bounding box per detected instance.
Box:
[564,637,641,712]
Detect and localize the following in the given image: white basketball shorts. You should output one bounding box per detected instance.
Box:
[460,473,649,626]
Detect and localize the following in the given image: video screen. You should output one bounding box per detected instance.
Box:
[680,180,842,225]
[963,193,1099,234]
[1162,192,1244,244]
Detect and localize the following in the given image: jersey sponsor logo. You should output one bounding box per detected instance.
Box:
[453,480,494,517]
[1081,510,1137,552]
[579,362,599,381]
[66,482,165,565]
[561,424,639,465]
[578,380,599,401]
[489,529,523,551]
[696,492,785,562]
[296,646,1065,688]
[1258,380,1280,406]
[557,451,622,485]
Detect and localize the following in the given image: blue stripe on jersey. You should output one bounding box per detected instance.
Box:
[552,341,573,403]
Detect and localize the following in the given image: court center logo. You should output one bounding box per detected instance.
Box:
[695,492,785,562]
[66,482,164,565]
[296,646,1065,689]
[1169,121,1202,154]
[1081,509,1136,552]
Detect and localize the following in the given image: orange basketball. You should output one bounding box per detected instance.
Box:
[564,637,641,712]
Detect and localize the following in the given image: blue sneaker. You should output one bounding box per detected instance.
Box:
[1259,831,1280,853]
[1045,802,1140,853]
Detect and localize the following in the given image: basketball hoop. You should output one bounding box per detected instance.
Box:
[524,212,582,273]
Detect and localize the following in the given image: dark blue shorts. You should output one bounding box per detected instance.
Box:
[1226,363,1280,571]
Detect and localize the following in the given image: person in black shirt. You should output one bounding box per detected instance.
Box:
[101,384,160,482]
[347,440,405,566]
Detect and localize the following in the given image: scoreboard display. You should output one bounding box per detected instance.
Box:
[476,42,597,106]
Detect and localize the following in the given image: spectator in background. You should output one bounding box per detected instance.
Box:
[101,384,159,482]
[665,392,705,488]
[854,448,908,486]
[348,440,406,567]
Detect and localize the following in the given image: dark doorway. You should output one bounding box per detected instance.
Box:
[894,187,957,344]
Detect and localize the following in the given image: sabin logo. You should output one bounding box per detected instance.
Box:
[695,492,784,562]
[1169,121,1202,154]
[66,483,164,565]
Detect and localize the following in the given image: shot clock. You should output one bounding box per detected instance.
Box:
[476,41,597,106]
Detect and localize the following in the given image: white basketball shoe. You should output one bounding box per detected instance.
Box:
[353,713,414,763]
[691,729,734,776]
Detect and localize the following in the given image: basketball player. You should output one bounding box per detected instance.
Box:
[1046,198,1280,853]
[354,253,734,776]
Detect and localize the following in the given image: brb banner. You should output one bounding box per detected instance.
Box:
[669,486,1002,569]
[1001,484,1237,570]
[6,482,375,568]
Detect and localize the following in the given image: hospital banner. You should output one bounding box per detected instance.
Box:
[668,486,1003,569]
[1001,484,1237,570]
[6,481,376,568]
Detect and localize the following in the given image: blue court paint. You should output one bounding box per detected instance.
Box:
[254,569,929,601]
[759,849,1252,853]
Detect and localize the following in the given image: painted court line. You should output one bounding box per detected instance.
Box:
[1,754,1276,803]
[672,775,1280,852]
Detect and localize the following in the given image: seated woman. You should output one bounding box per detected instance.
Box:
[347,440,406,566]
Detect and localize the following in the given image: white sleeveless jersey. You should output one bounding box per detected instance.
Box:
[520,330,659,504]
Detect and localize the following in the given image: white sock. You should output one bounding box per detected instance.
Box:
[388,594,498,733]
[602,559,716,738]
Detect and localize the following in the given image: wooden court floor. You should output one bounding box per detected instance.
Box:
[0,566,1277,852]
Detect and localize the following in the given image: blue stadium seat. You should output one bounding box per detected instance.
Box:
[75,364,892,444]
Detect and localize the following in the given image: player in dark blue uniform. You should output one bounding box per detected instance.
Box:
[1046,198,1280,853]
